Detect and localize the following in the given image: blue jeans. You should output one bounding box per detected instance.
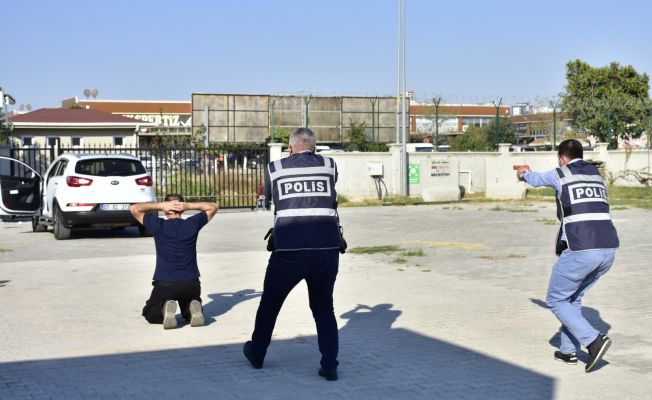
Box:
[546,248,615,354]
[250,249,339,370]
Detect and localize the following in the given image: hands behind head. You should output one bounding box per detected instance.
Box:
[163,200,187,214]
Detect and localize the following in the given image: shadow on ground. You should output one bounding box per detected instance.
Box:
[0,280,9,288]
[531,298,611,370]
[202,289,262,326]
[1,304,554,400]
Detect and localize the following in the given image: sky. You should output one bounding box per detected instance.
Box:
[2,0,651,109]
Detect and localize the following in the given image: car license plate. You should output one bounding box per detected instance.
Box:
[99,203,130,211]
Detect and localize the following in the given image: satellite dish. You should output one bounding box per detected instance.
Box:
[26,104,32,111]
[19,104,25,111]
[91,89,98,99]
[83,88,91,99]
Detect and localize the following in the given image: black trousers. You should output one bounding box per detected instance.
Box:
[142,278,201,324]
[250,249,339,371]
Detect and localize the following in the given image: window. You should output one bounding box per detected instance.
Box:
[75,158,146,177]
[47,137,60,147]
[113,137,124,146]
[71,137,82,147]
[22,137,33,147]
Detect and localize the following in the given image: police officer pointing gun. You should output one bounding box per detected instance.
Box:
[244,128,344,381]
[516,139,618,372]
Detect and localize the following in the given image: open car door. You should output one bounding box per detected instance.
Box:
[0,156,42,216]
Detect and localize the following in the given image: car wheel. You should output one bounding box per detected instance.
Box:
[32,216,47,232]
[53,204,72,240]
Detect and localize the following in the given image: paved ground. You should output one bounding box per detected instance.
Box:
[0,202,650,399]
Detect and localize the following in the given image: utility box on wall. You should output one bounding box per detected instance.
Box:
[367,162,384,177]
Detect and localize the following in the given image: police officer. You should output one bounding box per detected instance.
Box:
[516,139,618,372]
[243,128,343,381]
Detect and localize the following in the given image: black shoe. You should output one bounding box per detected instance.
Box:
[243,341,263,369]
[318,368,338,381]
[585,333,612,372]
[554,351,578,365]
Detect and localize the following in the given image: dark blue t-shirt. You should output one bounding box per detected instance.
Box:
[144,212,209,281]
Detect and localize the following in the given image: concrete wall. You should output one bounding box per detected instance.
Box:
[314,143,652,201]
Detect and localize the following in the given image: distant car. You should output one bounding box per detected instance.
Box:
[510,145,536,152]
[139,154,172,173]
[0,154,156,239]
[407,143,434,152]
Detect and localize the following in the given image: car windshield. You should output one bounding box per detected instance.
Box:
[75,158,146,177]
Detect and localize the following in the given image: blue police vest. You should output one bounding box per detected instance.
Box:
[268,152,341,251]
[555,160,619,253]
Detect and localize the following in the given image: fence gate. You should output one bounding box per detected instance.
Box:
[9,144,269,209]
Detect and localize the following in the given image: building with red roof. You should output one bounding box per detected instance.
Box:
[9,108,153,148]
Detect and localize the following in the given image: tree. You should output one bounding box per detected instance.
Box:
[450,126,490,151]
[483,117,516,148]
[343,120,388,152]
[271,126,290,145]
[562,60,651,145]
[0,111,11,145]
[345,120,367,151]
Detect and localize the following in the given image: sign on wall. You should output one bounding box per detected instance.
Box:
[408,163,420,184]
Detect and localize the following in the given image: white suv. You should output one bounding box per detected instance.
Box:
[0,154,156,239]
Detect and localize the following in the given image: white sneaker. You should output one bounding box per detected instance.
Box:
[162,300,177,330]
[189,300,204,327]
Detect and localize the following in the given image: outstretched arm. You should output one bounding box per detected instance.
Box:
[518,168,561,191]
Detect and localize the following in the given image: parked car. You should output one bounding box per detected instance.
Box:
[1,154,156,239]
[139,154,171,172]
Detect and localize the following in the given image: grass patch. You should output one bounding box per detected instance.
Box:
[528,185,652,209]
[402,240,490,251]
[536,218,558,225]
[421,269,431,272]
[402,248,425,257]
[478,253,526,261]
[609,186,652,209]
[611,206,629,210]
[390,257,408,264]
[0,247,11,253]
[526,187,557,198]
[490,205,538,213]
[442,206,463,210]
[340,195,425,207]
[349,245,401,254]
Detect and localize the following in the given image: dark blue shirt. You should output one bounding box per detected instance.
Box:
[144,212,208,281]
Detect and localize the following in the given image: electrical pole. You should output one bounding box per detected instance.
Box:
[433,96,441,151]
[370,98,377,143]
[492,98,502,150]
[270,98,276,142]
[400,0,408,196]
[304,96,311,128]
[550,97,561,150]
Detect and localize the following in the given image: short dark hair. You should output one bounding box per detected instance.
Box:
[557,139,583,160]
[164,193,184,202]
